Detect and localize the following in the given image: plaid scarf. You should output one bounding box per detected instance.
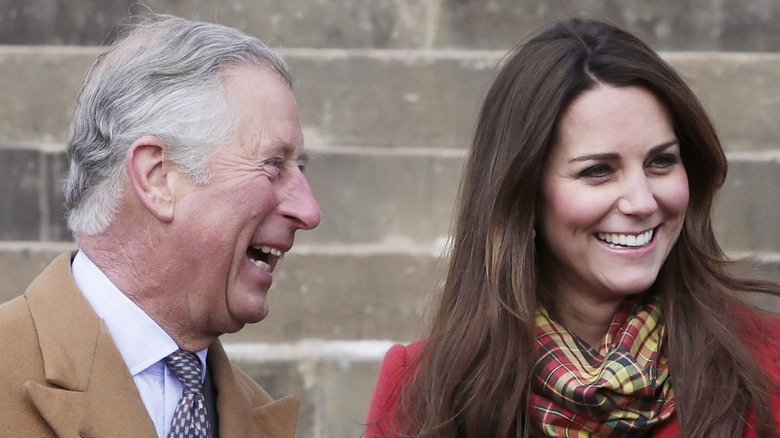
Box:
[530,297,675,437]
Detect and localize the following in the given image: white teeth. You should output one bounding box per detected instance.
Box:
[252,245,285,259]
[251,259,272,273]
[248,245,286,273]
[597,229,654,247]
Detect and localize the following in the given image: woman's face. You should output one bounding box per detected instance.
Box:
[539,84,689,308]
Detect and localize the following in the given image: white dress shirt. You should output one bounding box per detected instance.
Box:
[72,250,208,438]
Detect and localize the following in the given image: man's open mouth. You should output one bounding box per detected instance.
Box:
[247,245,285,273]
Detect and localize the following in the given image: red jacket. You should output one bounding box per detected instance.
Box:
[366,315,780,437]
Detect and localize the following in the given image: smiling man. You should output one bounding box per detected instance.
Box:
[0,14,319,438]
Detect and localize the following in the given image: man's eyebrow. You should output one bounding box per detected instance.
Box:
[269,139,312,164]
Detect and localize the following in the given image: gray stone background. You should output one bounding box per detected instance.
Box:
[1,1,779,436]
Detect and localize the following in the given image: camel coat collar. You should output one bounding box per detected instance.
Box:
[25,251,297,437]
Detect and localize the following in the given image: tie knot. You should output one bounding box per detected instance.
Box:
[165,350,203,393]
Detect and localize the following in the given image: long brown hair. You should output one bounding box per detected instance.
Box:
[392,18,780,437]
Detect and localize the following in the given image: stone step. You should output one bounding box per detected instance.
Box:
[2,242,778,342]
[1,46,779,151]
[224,340,389,438]
[0,145,777,251]
[1,0,779,52]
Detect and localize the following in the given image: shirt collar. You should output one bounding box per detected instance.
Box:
[72,250,208,377]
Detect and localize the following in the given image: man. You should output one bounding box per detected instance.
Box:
[0,14,320,437]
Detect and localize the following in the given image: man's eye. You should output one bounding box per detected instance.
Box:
[260,158,285,179]
[264,157,284,168]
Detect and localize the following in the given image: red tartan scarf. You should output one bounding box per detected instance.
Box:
[530,296,675,437]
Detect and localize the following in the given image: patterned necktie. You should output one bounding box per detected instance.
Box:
[165,350,211,438]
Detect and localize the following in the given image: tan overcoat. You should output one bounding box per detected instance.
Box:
[0,252,298,437]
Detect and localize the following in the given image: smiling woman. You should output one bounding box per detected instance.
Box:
[366,18,780,438]
[538,85,690,348]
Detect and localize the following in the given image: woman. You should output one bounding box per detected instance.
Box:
[366,18,780,438]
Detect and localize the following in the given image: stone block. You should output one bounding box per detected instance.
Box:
[2,242,778,341]
[290,49,497,148]
[222,250,445,343]
[3,47,779,152]
[142,0,435,50]
[298,148,463,246]
[0,147,71,242]
[231,358,313,436]
[0,148,42,240]
[2,0,780,51]
[1,144,777,254]
[435,0,780,52]
[0,242,74,302]
[302,357,380,437]
[0,0,129,45]
[667,53,780,152]
[43,149,71,240]
[291,50,780,151]
[713,154,780,252]
[0,46,95,144]
[226,342,389,437]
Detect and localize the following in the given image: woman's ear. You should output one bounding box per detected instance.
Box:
[126,136,175,223]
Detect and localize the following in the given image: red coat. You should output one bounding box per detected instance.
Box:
[366,315,780,437]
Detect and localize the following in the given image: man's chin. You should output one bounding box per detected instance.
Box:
[232,305,269,328]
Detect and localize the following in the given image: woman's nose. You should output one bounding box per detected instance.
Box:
[617,174,658,217]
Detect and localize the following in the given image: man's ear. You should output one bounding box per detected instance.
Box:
[126,136,176,223]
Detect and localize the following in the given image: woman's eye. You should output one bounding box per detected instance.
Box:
[579,163,612,179]
[650,153,678,169]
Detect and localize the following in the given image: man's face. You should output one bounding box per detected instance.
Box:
[169,66,320,338]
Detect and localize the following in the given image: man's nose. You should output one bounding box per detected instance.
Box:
[281,171,321,230]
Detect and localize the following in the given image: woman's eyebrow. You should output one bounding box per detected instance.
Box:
[568,139,679,163]
[569,152,620,163]
[647,139,679,155]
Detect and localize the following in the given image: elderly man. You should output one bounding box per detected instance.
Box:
[0,14,320,438]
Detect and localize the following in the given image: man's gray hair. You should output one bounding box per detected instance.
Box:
[63,13,292,235]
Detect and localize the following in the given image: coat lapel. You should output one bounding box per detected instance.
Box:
[24,252,156,437]
[208,341,299,438]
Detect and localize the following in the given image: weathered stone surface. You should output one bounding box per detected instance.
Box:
[2,0,779,51]
[0,242,75,302]
[222,249,444,343]
[3,47,780,151]
[0,147,72,241]
[298,148,463,246]
[3,243,776,340]
[0,243,439,341]
[227,342,389,437]
[1,145,777,253]
[713,154,780,252]
[667,53,780,152]
[0,149,42,240]
[231,358,314,436]
[290,49,497,148]
[43,149,71,240]
[436,0,780,51]
[0,46,95,144]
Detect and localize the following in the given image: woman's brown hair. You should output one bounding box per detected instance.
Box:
[390,18,780,437]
